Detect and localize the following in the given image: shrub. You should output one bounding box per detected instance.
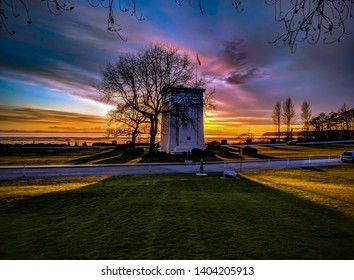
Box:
[92,142,106,147]
[115,144,132,151]
[191,148,215,157]
[207,141,224,150]
[242,146,258,155]
[122,148,144,156]
[203,149,215,157]
[191,148,204,157]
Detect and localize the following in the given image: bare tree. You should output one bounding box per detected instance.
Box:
[106,103,148,146]
[301,100,312,140]
[272,101,282,142]
[1,0,75,34]
[1,1,353,51]
[326,111,339,140]
[338,103,353,139]
[308,106,354,141]
[203,88,217,112]
[348,107,354,140]
[99,43,205,155]
[282,97,296,141]
[310,112,327,140]
[266,0,354,52]
[0,0,143,40]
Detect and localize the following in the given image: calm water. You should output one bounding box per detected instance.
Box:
[0,133,268,146]
[0,133,126,146]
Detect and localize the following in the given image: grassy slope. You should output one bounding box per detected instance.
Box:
[1,165,353,260]
[0,148,124,166]
[1,143,354,166]
[223,143,354,160]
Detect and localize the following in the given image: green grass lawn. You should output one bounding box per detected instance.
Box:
[1,143,353,166]
[1,165,353,259]
[221,143,354,160]
[0,147,215,166]
[247,143,354,160]
[0,148,124,166]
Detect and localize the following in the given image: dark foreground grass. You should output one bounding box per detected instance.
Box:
[0,165,353,259]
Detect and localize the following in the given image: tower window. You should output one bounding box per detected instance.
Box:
[187,136,191,140]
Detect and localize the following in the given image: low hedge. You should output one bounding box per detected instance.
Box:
[122,148,145,156]
[115,144,133,151]
[242,146,258,155]
[191,148,215,157]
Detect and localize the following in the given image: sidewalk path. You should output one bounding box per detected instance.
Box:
[0,156,342,180]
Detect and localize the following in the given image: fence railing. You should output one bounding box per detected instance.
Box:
[203,156,341,171]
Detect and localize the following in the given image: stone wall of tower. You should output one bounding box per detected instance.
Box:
[159,87,206,154]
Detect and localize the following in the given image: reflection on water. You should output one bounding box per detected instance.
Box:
[0,133,269,146]
[0,132,129,146]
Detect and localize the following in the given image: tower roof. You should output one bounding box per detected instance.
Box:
[170,87,206,94]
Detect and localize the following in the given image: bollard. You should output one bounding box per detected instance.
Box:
[196,159,207,176]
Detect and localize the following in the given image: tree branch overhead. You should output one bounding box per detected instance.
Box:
[1,1,353,51]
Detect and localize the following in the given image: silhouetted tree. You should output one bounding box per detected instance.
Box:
[326,111,339,140]
[106,103,148,146]
[265,0,354,52]
[203,88,217,112]
[338,103,353,139]
[272,101,282,142]
[348,107,354,139]
[1,0,353,51]
[310,112,327,141]
[301,100,312,141]
[300,104,354,142]
[282,97,295,141]
[99,44,206,155]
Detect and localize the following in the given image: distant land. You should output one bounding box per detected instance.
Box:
[0,132,284,146]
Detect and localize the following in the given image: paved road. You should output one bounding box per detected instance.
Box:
[0,156,342,180]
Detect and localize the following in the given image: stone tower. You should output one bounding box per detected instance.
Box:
[159,87,206,154]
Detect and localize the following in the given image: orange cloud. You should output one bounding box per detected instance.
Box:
[0,106,108,133]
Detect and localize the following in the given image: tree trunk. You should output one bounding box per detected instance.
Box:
[148,118,157,156]
[131,132,136,147]
[131,125,141,147]
[286,124,289,142]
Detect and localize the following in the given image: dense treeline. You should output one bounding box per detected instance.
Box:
[306,105,354,142]
[273,100,353,142]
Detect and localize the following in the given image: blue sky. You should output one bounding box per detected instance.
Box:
[1,0,353,136]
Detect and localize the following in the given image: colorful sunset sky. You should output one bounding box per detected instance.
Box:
[1,1,353,138]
